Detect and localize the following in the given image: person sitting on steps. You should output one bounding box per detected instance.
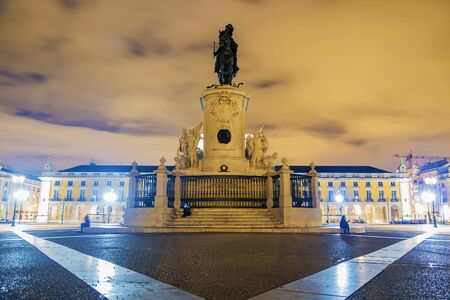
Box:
[340,215,350,234]
[80,214,91,232]
[182,202,191,218]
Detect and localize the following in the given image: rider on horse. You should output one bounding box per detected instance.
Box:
[214,24,239,85]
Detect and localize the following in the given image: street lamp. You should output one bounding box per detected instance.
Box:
[11,189,29,227]
[335,193,344,217]
[11,175,26,227]
[421,191,436,225]
[103,191,117,224]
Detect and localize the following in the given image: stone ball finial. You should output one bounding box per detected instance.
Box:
[159,157,166,166]
[310,161,316,170]
[131,160,138,170]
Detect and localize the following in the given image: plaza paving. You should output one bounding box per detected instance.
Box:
[0,224,449,299]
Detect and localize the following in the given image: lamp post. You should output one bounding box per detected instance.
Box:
[421,191,435,225]
[12,190,29,226]
[103,190,117,224]
[335,193,344,217]
[11,175,27,227]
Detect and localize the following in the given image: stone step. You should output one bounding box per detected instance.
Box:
[170,217,278,222]
[165,224,284,228]
[174,210,273,215]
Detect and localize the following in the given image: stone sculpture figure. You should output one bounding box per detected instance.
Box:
[179,128,188,156]
[214,24,239,85]
[187,122,203,168]
[246,126,269,169]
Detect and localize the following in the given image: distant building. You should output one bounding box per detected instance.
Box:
[410,159,449,223]
[0,164,40,222]
[37,162,164,224]
[288,165,411,224]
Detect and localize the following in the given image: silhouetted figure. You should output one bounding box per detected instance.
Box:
[340,215,350,234]
[80,214,91,232]
[433,215,437,228]
[182,202,191,218]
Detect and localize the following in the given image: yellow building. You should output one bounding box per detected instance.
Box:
[0,164,40,223]
[37,162,159,224]
[290,165,411,224]
[410,159,450,223]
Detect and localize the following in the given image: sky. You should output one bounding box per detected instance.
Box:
[0,0,449,174]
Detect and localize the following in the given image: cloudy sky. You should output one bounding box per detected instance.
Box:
[0,0,449,174]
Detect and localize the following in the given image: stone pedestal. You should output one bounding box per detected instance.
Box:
[200,85,250,173]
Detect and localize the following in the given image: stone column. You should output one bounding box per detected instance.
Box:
[154,157,169,209]
[174,174,181,209]
[127,161,140,209]
[307,162,319,208]
[279,158,293,208]
[266,174,274,209]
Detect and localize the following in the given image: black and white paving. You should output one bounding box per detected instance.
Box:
[0,225,449,299]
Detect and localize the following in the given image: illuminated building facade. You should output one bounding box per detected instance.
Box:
[289,165,411,224]
[411,159,450,223]
[0,164,41,222]
[37,162,159,224]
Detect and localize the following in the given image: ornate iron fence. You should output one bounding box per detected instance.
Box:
[180,175,267,208]
[272,175,280,208]
[167,174,175,208]
[291,174,313,208]
[134,174,157,207]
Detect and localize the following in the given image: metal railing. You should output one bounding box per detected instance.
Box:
[167,174,175,208]
[272,175,280,208]
[134,174,157,207]
[180,175,267,208]
[291,174,313,208]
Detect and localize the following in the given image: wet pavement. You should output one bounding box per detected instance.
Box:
[349,235,450,300]
[1,226,448,300]
[0,231,104,300]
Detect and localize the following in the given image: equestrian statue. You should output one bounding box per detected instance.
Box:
[213,24,239,85]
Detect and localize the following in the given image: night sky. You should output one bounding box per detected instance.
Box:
[0,0,449,174]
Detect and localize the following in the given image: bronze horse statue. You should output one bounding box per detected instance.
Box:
[214,24,239,85]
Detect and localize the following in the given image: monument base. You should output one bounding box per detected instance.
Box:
[124,207,175,227]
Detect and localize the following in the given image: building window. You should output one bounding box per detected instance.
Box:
[328,190,334,202]
[390,181,396,187]
[2,192,8,201]
[353,190,359,200]
[54,181,60,186]
[391,190,397,200]
[318,190,322,201]
[353,182,358,187]
[66,190,73,200]
[340,182,346,187]
[341,190,347,201]
[378,181,383,187]
[107,181,112,187]
[119,190,125,201]
[81,181,86,187]
[378,190,384,200]
[120,181,125,187]
[53,190,59,200]
[366,182,371,187]
[80,190,85,200]
[68,181,73,187]
[328,182,333,187]
[366,190,372,201]
[93,181,99,187]
[93,190,98,201]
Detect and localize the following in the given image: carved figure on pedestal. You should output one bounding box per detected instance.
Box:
[262,152,278,172]
[246,126,269,169]
[187,122,203,168]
